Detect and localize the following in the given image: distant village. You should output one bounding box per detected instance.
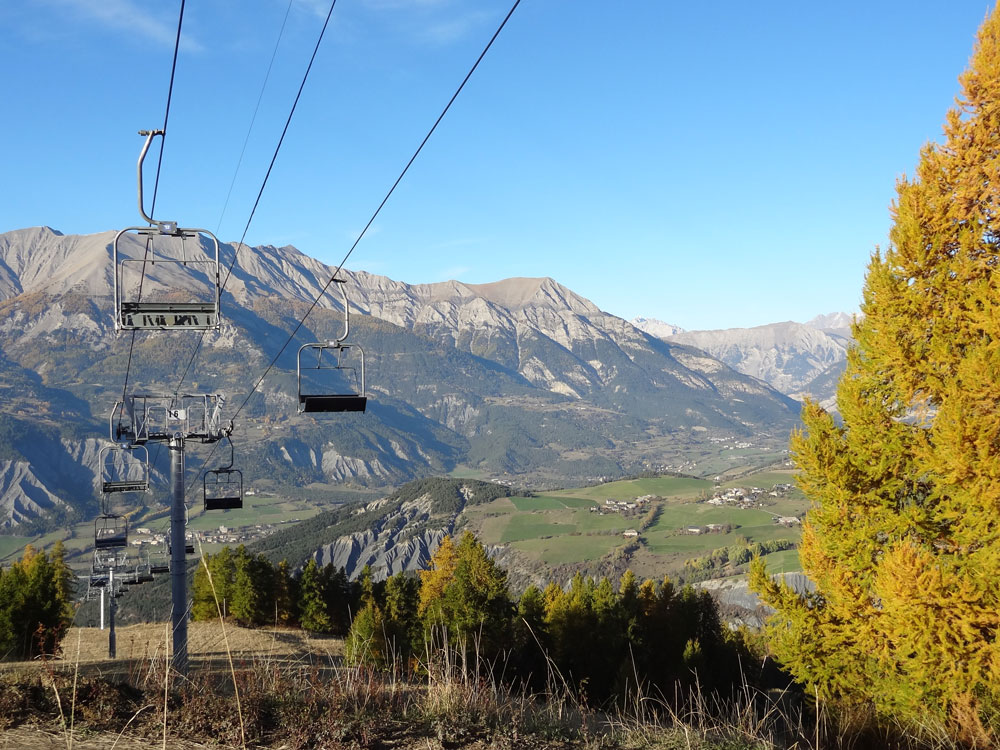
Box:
[589,482,802,539]
[129,519,287,550]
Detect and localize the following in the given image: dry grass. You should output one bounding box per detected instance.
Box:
[0,622,343,678]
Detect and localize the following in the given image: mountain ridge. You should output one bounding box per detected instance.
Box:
[0,227,800,529]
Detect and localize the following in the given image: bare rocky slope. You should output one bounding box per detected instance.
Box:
[632,315,855,410]
[0,227,800,529]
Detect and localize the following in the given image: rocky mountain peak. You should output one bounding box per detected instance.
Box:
[631,317,684,338]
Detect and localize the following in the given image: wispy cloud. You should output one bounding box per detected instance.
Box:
[360,0,496,46]
[292,0,334,21]
[437,264,471,280]
[419,11,497,45]
[41,0,202,52]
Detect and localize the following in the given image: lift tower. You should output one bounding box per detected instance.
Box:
[107,130,228,674]
[112,395,230,673]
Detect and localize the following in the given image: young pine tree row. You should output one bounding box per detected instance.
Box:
[345,532,754,704]
[192,535,752,704]
[192,545,356,633]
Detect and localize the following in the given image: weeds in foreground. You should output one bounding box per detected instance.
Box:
[0,637,973,750]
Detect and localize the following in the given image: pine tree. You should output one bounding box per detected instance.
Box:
[273,560,297,626]
[751,5,1000,737]
[298,558,332,633]
[0,546,73,658]
[191,554,219,621]
[344,599,387,668]
[230,548,264,626]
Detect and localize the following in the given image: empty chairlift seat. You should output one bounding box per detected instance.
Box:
[113,130,222,332]
[95,515,128,549]
[296,278,368,414]
[204,468,243,511]
[100,443,150,494]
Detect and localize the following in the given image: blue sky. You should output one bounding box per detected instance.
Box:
[0,0,994,330]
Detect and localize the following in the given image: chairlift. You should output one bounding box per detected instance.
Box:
[93,548,130,571]
[297,279,367,413]
[204,435,243,511]
[113,130,221,331]
[134,561,154,584]
[99,443,150,494]
[95,515,128,549]
[148,548,170,574]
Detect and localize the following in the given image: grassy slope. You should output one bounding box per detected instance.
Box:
[462,469,806,579]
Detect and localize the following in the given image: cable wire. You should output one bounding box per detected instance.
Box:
[215,0,295,237]
[232,0,522,423]
[116,0,187,422]
[172,0,338,402]
[184,0,522,499]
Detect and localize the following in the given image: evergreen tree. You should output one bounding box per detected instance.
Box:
[273,559,297,626]
[382,572,421,667]
[298,558,332,633]
[230,548,274,626]
[751,6,1000,737]
[191,555,219,621]
[0,545,73,659]
[344,599,387,668]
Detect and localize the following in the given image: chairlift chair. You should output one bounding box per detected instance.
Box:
[204,435,243,510]
[134,561,154,584]
[89,573,108,588]
[113,130,222,331]
[99,443,150,494]
[297,279,367,413]
[94,515,128,549]
[149,548,170,574]
[168,540,196,556]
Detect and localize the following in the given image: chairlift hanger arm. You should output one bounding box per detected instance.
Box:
[332,278,349,344]
[136,129,175,232]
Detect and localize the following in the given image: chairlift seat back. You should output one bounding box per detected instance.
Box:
[204,467,243,511]
[300,394,368,413]
[95,516,128,549]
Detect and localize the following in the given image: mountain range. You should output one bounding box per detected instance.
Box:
[632,315,854,410]
[0,226,824,530]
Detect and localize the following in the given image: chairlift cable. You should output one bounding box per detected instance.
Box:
[182,0,521,496]
[229,0,523,424]
[214,0,295,238]
[171,0,339,403]
[117,0,187,428]
[169,0,337,497]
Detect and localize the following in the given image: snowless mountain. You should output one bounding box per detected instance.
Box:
[630,317,684,339]
[0,227,800,529]
[666,321,849,396]
[641,313,857,410]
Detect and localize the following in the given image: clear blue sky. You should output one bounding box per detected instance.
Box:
[1,0,994,330]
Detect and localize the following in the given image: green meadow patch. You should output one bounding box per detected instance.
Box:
[550,475,712,502]
[463,469,806,580]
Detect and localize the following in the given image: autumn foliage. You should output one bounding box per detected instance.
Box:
[751,4,1000,741]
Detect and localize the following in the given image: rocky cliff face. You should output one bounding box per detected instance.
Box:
[312,494,451,579]
[0,227,801,528]
[652,317,855,410]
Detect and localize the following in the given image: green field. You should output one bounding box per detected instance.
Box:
[719,471,796,488]
[463,468,807,581]
[0,536,35,563]
[758,548,802,573]
[510,534,625,565]
[550,476,712,502]
[186,494,320,531]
